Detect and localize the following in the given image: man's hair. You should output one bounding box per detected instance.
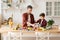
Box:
[39,13,45,17]
[27,5,33,9]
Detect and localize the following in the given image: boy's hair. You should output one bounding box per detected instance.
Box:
[27,5,33,9]
[39,13,45,17]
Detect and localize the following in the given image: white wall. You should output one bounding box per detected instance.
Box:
[2,0,60,25]
[2,0,46,24]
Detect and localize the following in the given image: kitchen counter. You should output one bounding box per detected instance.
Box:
[0,25,60,40]
[0,27,60,33]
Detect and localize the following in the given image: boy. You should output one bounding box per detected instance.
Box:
[36,13,47,28]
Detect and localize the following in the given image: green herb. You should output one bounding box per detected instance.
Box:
[47,19,54,26]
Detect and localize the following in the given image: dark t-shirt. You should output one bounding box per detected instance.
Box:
[36,19,47,28]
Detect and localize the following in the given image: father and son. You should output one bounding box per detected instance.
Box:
[22,5,47,29]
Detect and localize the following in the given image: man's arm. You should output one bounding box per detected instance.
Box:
[22,14,27,27]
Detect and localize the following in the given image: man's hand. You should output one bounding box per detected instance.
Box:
[27,22,35,26]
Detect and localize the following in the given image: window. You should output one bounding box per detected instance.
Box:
[54,2,60,16]
[46,2,60,17]
[46,2,52,16]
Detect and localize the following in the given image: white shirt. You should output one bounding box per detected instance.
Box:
[27,14,34,27]
[40,19,43,25]
[28,14,31,22]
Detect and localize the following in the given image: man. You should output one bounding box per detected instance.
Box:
[22,5,35,29]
